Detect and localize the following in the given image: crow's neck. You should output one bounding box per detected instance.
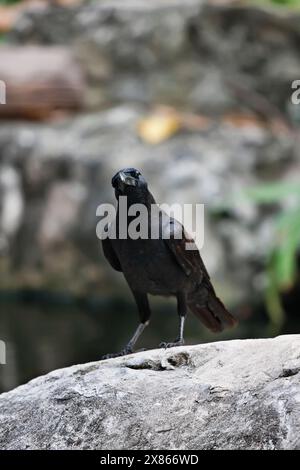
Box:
[119,190,156,208]
[116,190,157,222]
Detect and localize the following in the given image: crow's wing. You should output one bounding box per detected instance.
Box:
[163,218,237,332]
[162,218,207,280]
[102,227,122,272]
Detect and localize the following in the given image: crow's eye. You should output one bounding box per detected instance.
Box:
[127,169,141,178]
[133,170,141,178]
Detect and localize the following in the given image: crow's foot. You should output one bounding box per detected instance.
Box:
[101,346,133,360]
[159,339,184,349]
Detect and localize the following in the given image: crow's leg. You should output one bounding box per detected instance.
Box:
[102,291,151,359]
[160,292,187,349]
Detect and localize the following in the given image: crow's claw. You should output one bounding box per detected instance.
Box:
[101,346,134,360]
[101,352,121,360]
[159,340,184,349]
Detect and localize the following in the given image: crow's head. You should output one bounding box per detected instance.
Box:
[112,168,147,199]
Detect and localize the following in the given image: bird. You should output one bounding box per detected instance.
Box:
[101,168,237,358]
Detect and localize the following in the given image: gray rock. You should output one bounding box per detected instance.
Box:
[0,46,85,119]
[0,105,294,303]
[0,104,295,307]
[0,165,23,253]
[0,335,299,450]
[9,1,300,115]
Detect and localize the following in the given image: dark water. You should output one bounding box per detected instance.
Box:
[0,289,297,393]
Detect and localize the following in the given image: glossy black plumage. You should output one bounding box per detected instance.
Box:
[102,168,237,358]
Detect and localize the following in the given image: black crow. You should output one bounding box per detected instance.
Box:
[102,168,237,358]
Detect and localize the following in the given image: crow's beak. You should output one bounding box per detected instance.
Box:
[118,172,137,187]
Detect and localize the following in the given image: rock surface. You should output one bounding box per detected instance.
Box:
[0,46,85,119]
[0,335,299,450]
[9,1,300,117]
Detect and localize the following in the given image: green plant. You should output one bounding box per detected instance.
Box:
[0,0,23,4]
[254,0,300,8]
[0,0,22,5]
[270,0,300,5]
[222,182,300,333]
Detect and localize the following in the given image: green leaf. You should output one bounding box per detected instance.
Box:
[254,0,300,9]
[272,214,300,289]
[273,209,300,232]
[243,182,300,204]
[0,1,21,5]
[265,262,285,333]
[214,182,300,213]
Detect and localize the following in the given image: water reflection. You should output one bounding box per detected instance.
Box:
[0,292,281,393]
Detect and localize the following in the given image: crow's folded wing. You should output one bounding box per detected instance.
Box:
[162,218,208,281]
[163,218,237,331]
[102,235,122,272]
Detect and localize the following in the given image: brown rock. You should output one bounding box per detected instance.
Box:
[0,46,85,120]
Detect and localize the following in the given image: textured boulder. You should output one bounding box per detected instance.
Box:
[0,46,85,119]
[0,335,299,450]
[9,1,300,117]
[0,105,295,304]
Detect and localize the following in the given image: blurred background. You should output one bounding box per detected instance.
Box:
[0,0,300,392]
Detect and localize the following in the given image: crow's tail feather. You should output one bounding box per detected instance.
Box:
[188,286,237,333]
